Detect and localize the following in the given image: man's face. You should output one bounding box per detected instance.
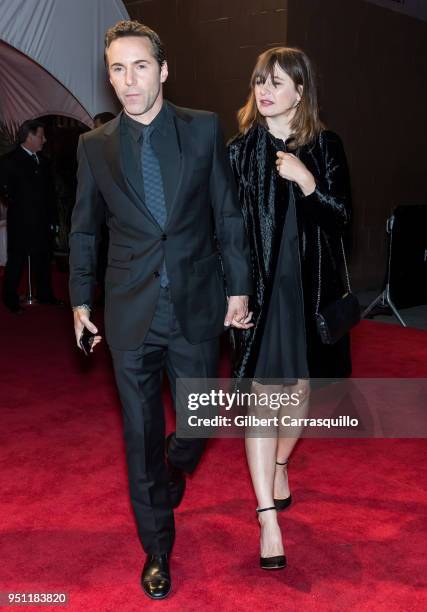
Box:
[107,36,168,118]
[27,127,46,152]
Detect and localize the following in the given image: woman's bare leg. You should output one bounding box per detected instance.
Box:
[274,378,310,500]
[245,381,283,558]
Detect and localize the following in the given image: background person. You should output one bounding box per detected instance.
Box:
[93,111,116,128]
[0,119,63,313]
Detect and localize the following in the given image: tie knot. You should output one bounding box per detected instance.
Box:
[143,124,154,141]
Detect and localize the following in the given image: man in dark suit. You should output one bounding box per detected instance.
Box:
[1,120,61,313]
[69,20,253,599]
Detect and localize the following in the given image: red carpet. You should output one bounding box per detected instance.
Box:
[0,270,426,611]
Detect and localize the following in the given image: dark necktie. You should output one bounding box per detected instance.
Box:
[140,125,169,287]
[31,153,39,165]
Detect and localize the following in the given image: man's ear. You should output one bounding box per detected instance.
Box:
[160,61,168,84]
[107,62,112,87]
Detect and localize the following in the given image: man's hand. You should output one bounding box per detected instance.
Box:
[224,296,254,329]
[73,308,102,352]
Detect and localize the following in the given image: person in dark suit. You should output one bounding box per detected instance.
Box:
[93,111,116,129]
[1,120,62,313]
[69,20,253,600]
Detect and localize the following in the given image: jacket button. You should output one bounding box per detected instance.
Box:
[153,271,160,278]
[161,234,167,241]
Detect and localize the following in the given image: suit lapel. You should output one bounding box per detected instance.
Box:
[163,103,194,230]
[103,104,193,230]
[16,147,37,170]
[104,113,158,226]
[156,121,181,217]
[104,113,128,195]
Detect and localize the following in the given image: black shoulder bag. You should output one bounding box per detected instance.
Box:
[314,227,361,344]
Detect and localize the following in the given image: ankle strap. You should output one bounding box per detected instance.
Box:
[276,460,289,466]
[256,506,276,513]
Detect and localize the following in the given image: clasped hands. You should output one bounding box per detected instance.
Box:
[224,295,254,330]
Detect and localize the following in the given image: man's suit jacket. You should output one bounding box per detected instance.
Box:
[69,102,252,350]
[0,147,56,252]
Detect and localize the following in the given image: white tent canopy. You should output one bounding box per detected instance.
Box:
[0,0,128,132]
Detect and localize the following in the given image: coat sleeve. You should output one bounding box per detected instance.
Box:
[68,135,105,308]
[209,115,252,296]
[295,131,351,234]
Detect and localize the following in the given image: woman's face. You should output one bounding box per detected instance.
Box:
[254,63,302,119]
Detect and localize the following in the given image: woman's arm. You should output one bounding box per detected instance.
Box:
[294,131,352,233]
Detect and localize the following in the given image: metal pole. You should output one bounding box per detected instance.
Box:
[25,255,35,305]
[362,215,406,327]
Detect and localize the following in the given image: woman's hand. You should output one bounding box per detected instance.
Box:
[276,151,316,196]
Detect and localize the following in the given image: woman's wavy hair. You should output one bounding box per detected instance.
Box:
[237,47,324,149]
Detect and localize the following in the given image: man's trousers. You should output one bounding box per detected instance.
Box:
[110,286,219,554]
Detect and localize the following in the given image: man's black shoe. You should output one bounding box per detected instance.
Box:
[166,433,186,508]
[141,554,171,600]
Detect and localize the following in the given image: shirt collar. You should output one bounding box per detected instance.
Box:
[122,101,171,142]
[21,145,37,158]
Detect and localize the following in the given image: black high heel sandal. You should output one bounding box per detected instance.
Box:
[256,506,287,570]
[274,460,292,511]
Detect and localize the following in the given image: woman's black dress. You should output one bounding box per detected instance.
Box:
[252,134,309,382]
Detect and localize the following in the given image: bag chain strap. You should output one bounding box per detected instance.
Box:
[315,227,352,315]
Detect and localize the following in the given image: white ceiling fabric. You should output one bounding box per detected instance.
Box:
[0,0,128,131]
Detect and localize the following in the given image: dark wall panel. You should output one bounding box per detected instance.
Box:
[123,0,288,136]
[286,0,427,289]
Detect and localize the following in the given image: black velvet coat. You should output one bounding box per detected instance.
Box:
[228,125,352,380]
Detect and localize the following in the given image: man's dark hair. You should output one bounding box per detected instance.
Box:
[17,119,45,145]
[104,20,166,67]
[93,112,116,125]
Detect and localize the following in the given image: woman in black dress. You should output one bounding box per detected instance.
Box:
[228,47,352,569]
